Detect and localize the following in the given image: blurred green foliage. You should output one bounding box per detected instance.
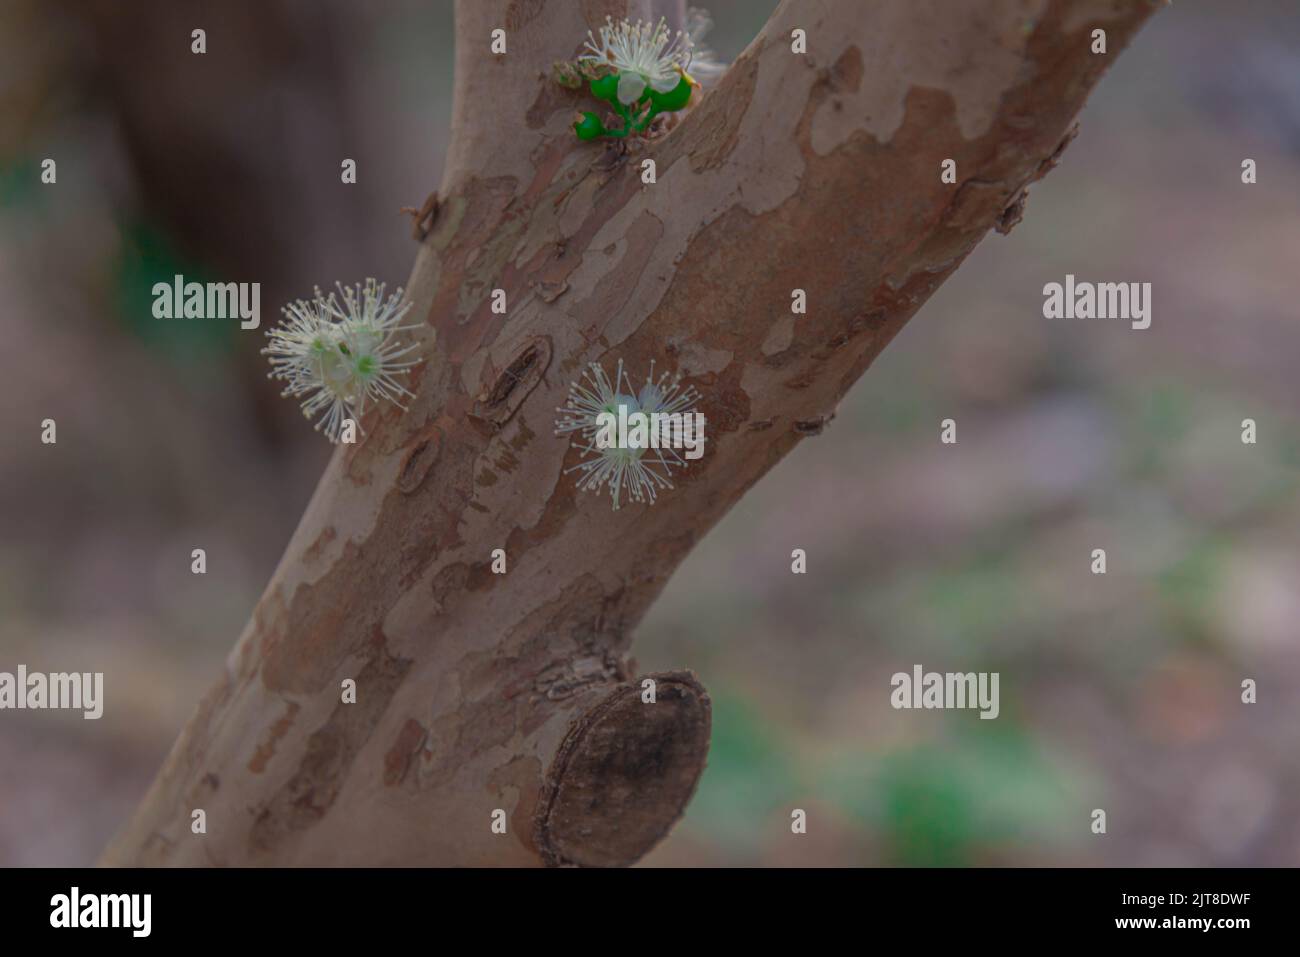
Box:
[112,219,237,364]
[686,691,793,852]
[828,725,1082,866]
[1157,537,1224,644]
[0,156,41,209]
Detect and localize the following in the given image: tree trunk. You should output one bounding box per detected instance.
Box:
[102,0,1158,867]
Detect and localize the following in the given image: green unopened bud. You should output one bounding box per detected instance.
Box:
[574,111,606,141]
[589,72,620,104]
[649,75,693,113]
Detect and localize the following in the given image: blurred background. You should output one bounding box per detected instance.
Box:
[1,0,1297,866]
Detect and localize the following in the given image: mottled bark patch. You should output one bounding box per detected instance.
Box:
[525,79,580,131]
[685,47,761,173]
[248,701,300,774]
[572,209,664,342]
[301,526,336,565]
[383,717,427,786]
[262,544,367,694]
[487,754,544,857]
[250,632,411,853]
[506,0,547,32]
[826,44,865,93]
[761,315,796,357]
[581,0,631,26]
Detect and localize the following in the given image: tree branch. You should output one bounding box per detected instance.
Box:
[103,0,1158,867]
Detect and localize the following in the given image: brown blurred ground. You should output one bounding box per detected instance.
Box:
[1,0,1297,866]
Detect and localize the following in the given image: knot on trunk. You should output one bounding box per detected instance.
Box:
[535,671,711,867]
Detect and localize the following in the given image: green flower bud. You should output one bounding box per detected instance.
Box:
[648,75,693,113]
[589,72,620,104]
[574,111,606,141]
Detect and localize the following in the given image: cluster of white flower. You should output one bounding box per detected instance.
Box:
[580,16,694,105]
[555,359,702,510]
[263,279,418,443]
[578,8,724,103]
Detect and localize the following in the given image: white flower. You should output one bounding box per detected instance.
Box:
[554,359,702,510]
[579,16,694,105]
[264,288,337,389]
[683,7,726,87]
[264,279,419,443]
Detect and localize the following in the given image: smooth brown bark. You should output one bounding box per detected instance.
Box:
[103,0,1157,866]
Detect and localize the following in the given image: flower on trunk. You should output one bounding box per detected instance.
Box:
[264,279,418,443]
[569,13,719,140]
[580,16,693,105]
[554,359,702,511]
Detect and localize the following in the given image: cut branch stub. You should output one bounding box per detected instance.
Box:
[536,671,711,867]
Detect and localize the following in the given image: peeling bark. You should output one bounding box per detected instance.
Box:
[102,0,1158,867]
